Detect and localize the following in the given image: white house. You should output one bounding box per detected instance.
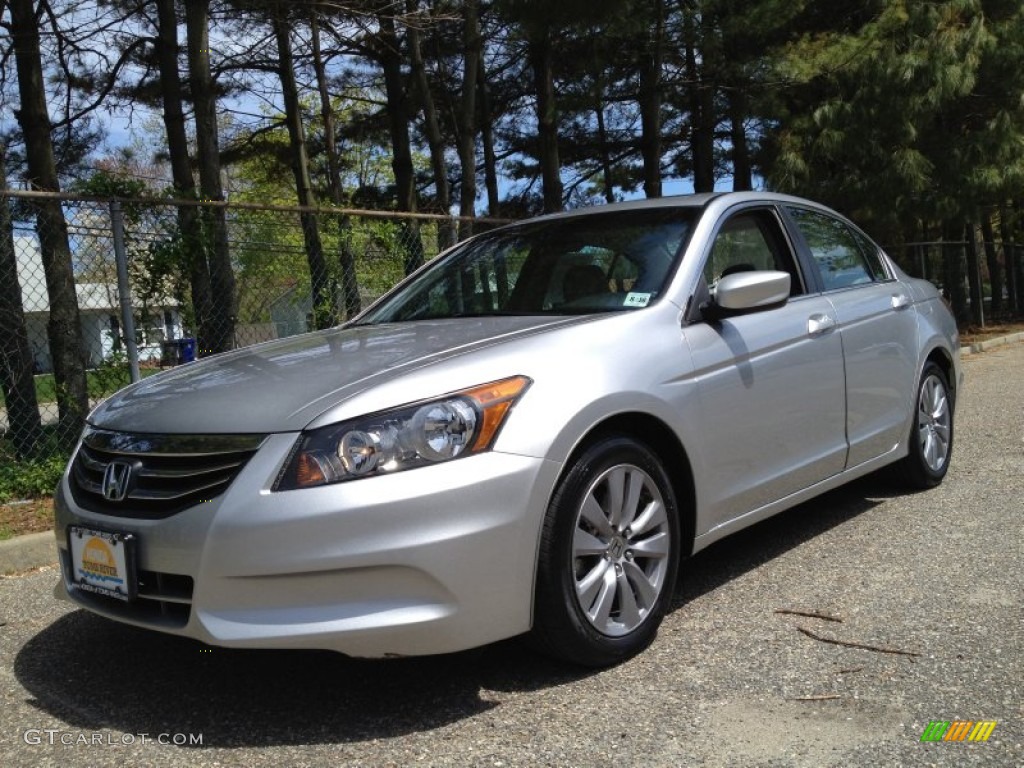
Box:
[14,234,183,373]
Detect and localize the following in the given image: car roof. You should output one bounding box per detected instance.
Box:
[513,191,833,225]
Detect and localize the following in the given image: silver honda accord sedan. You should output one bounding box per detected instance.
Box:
[54,192,961,666]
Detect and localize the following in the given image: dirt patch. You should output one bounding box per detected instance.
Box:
[959,322,1024,344]
[0,498,54,540]
[702,698,908,765]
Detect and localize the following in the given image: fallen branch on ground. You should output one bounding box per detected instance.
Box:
[796,627,921,658]
[775,609,843,623]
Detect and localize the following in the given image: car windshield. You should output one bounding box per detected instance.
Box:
[358,208,696,324]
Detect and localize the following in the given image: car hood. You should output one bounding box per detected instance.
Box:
[88,317,585,435]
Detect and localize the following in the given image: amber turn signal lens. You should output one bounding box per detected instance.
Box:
[294,451,328,487]
[464,376,531,452]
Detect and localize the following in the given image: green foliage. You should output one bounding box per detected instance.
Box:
[0,453,66,502]
[70,167,149,200]
[765,0,1024,240]
[0,427,69,502]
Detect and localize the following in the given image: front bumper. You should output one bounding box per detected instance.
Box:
[55,433,560,657]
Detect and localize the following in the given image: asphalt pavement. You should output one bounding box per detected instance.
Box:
[0,341,1021,767]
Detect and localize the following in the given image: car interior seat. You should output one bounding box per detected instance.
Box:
[563,264,609,303]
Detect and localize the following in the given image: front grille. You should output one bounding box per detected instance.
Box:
[70,427,266,518]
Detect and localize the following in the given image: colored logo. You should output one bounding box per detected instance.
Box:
[920,720,997,742]
[80,536,122,584]
[102,460,133,502]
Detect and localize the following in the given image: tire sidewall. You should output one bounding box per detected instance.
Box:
[534,436,681,665]
[908,362,954,487]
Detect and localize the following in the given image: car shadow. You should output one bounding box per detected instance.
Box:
[14,476,888,748]
[674,474,887,606]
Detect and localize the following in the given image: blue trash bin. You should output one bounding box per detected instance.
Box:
[180,337,197,362]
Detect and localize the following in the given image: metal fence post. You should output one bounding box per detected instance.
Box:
[449,215,460,249]
[110,200,141,383]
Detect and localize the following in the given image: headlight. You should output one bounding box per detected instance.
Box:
[275,375,531,490]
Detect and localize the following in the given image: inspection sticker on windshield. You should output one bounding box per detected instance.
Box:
[624,292,652,308]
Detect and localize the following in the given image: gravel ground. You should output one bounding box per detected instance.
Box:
[0,343,1021,768]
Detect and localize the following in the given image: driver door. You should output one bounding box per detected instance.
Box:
[682,206,848,535]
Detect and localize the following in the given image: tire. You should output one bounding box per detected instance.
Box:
[893,362,954,489]
[531,436,681,667]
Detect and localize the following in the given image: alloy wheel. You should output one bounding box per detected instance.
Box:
[571,464,671,637]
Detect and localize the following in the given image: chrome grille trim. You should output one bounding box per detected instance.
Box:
[69,426,266,518]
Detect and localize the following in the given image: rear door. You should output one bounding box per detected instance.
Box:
[683,205,848,531]
[784,205,919,468]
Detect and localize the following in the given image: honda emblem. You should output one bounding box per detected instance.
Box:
[102,460,133,502]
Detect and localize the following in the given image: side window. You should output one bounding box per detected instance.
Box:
[703,210,803,295]
[787,207,880,290]
[850,228,890,280]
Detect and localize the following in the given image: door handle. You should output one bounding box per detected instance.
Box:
[807,313,836,336]
[891,294,911,310]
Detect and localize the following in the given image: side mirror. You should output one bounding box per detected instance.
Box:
[710,270,791,315]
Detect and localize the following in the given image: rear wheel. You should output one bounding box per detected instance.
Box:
[893,362,953,489]
[531,436,680,666]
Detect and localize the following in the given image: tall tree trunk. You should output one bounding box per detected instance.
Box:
[406,2,449,213]
[10,0,88,445]
[273,12,336,329]
[941,220,968,325]
[0,146,43,458]
[405,0,453,251]
[310,13,360,320]
[477,49,500,216]
[185,0,236,352]
[638,0,664,198]
[964,223,984,326]
[529,29,563,212]
[377,11,424,274]
[154,0,213,347]
[595,95,615,204]
[589,32,615,204]
[999,204,1017,314]
[685,3,715,193]
[1014,203,1024,315]
[980,215,1002,317]
[728,88,752,191]
[457,0,481,236]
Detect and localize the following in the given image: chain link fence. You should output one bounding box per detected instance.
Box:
[0,190,505,488]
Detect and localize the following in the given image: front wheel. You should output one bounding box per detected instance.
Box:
[893,362,954,489]
[531,436,681,666]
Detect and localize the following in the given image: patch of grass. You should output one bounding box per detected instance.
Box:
[0,365,163,408]
[0,429,66,538]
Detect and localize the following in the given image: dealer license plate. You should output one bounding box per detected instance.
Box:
[68,526,137,601]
